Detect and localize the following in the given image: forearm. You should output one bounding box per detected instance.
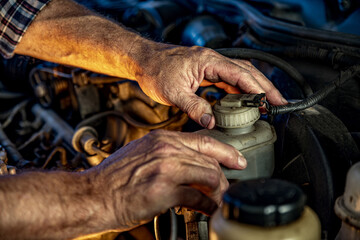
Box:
[14,0,155,80]
[0,171,113,240]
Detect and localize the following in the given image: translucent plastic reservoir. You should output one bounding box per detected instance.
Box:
[196,119,276,181]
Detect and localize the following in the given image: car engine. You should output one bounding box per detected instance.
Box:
[0,0,359,239]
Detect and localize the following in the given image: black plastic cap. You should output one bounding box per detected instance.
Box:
[222,178,306,227]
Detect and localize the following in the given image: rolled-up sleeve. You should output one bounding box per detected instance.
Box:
[0,0,51,58]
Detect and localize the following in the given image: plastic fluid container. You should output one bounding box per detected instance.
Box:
[335,162,360,240]
[210,178,321,240]
[196,94,276,180]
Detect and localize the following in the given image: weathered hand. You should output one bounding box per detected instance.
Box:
[133,43,287,129]
[87,130,245,231]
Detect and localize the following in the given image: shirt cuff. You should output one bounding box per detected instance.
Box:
[0,0,52,59]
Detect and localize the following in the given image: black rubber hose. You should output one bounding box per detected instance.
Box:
[241,35,360,67]
[216,48,313,97]
[268,65,360,115]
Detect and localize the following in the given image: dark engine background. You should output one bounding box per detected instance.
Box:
[1,1,360,239]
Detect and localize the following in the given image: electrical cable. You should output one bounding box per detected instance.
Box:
[240,34,360,67]
[216,48,313,97]
[267,65,360,115]
[75,110,184,130]
[1,100,29,129]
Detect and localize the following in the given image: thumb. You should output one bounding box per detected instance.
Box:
[175,91,215,129]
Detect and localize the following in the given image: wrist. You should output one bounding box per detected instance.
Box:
[77,170,119,232]
[126,36,158,78]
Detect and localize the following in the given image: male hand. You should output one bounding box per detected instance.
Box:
[133,43,287,129]
[86,130,246,231]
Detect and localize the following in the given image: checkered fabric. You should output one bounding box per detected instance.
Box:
[0,0,51,58]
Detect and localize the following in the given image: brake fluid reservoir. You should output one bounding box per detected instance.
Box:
[196,94,276,180]
[210,179,321,240]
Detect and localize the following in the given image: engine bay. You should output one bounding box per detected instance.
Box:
[0,0,359,239]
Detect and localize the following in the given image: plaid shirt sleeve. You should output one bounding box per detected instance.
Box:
[0,0,52,59]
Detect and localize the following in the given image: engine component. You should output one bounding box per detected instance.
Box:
[210,178,321,240]
[72,126,110,166]
[1,55,39,92]
[205,0,360,49]
[122,1,191,40]
[181,15,229,48]
[182,209,209,240]
[267,64,360,115]
[197,94,276,180]
[334,162,360,240]
[0,124,27,167]
[32,104,74,147]
[274,104,360,239]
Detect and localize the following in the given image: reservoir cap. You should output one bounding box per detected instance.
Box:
[222,178,306,227]
[214,94,260,129]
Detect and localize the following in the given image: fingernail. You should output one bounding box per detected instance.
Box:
[200,113,212,128]
[281,97,288,104]
[238,154,247,169]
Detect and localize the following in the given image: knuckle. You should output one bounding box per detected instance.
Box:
[151,141,175,155]
[149,129,167,138]
[190,46,216,56]
[207,169,221,188]
[159,160,180,173]
[198,135,218,153]
[181,98,199,116]
[202,48,218,57]
[199,135,216,147]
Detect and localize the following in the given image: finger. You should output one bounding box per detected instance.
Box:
[132,157,222,187]
[204,60,266,95]
[230,59,287,105]
[173,91,216,129]
[172,186,218,215]
[229,58,252,68]
[143,167,224,211]
[151,142,230,198]
[200,80,241,94]
[184,164,229,204]
[174,164,228,200]
[170,131,247,169]
[213,82,241,94]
